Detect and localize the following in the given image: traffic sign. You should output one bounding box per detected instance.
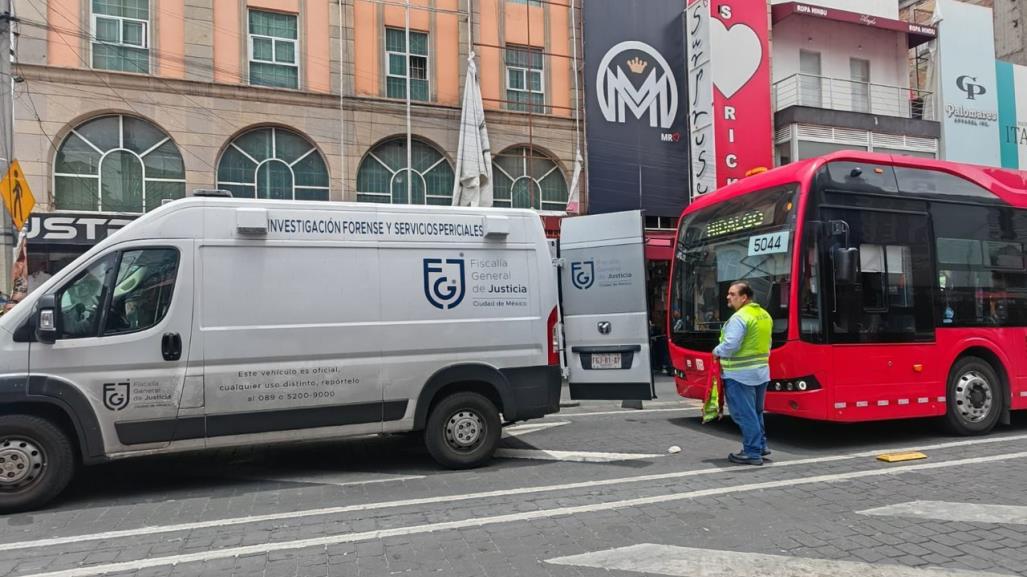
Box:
[0,160,36,230]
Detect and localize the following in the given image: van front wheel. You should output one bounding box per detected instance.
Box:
[425,392,500,469]
[0,415,76,513]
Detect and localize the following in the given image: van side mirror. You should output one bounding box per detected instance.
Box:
[833,247,860,285]
[35,294,58,344]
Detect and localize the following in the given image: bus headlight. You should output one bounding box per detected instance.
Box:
[767,376,821,393]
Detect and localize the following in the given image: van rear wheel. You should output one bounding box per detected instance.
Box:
[425,392,500,469]
[0,415,76,513]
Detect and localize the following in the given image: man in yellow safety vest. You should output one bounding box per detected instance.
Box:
[712,281,773,466]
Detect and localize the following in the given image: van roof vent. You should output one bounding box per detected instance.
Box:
[192,189,233,198]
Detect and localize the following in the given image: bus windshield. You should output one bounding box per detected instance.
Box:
[671,184,799,351]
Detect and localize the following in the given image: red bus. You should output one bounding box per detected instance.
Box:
[669,151,1027,435]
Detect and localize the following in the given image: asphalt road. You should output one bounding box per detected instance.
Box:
[2,379,1027,577]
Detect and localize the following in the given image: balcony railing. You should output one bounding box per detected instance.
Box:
[773,73,936,121]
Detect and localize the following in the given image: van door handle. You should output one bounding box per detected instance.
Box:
[162,332,182,361]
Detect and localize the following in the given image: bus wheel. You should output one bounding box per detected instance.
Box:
[0,415,76,513]
[425,392,500,469]
[945,358,1002,436]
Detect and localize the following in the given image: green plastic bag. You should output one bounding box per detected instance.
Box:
[701,361,724,424]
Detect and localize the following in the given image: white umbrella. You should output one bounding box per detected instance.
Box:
[452,53,493,207]
[565,150,583,214]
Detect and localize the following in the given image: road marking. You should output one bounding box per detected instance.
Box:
[232,471,426,487]
[12,450,1027,577]
[859,500,1027,525]
[494,448,662,462]
[546,543,1012,577]
[503,421,570,437]
[5,432,1027,554]
[548,406,700,418]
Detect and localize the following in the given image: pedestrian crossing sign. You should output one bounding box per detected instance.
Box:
[0,160,35,230]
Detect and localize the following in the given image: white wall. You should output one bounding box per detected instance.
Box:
[771,0,899,20]
[772,18,913,117]
[772,18,909,86]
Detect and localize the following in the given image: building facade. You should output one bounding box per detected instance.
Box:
[14,0,581,273]
[770,0,941,165]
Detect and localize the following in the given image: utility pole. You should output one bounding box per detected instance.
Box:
[0,0,15,293]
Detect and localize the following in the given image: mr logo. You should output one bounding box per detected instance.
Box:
[423,258,466,310]
[570,261,595,290]
[103,382,130,411]
[596,41,678,129]
[956,75,987,100]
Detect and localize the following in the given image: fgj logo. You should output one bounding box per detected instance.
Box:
[103,382,130,411]
[956,75,987,100]
[570,261,595,290]
[596,40,678,129]
[423,258,466,309]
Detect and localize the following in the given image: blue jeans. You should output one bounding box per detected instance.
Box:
[724,378,768,459]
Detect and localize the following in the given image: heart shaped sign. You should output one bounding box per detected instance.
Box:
[711,19,763,99]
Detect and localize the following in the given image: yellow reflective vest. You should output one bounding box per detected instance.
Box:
[718,302,772,372]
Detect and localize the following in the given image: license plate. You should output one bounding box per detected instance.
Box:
[591,353,622,369]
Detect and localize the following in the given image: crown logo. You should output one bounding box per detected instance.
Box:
[626,56,648,74]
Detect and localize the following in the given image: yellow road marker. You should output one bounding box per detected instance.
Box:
[877,452,927,463]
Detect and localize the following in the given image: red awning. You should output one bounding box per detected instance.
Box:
[771,2,937,48]
[645,234,675,262]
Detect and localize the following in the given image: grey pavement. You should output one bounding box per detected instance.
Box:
[2,388,1027,577]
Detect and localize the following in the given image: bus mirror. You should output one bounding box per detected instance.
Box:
[833,248,859,284]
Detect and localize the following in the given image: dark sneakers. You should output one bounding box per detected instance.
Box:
[762,448,772,457]
[728,452,764,466]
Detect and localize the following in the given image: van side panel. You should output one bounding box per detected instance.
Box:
[378,214,556,430]
[199,242,386,446]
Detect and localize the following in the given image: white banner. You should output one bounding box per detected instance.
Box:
[935,0,1001,165]
[686,0,716,198]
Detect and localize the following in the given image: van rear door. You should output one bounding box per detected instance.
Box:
[560,211,654,400]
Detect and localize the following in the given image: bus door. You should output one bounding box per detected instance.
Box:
[821,206,939,404]
[559,210,655,400]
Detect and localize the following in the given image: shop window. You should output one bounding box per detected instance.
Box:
[797,140,867,160]
[54,115,185,213]
[492,147,567,211]
[249,10,299,89]
[92,0,149,73]
[356,138,454,205]
[216,127,329,200]
[385,28,429,101]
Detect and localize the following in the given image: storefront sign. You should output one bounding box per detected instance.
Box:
[936,0,1001,166]
[771,2,936,45]
[24,213,137,246]
[686,0,715,198]
[583,0,689,216]
[996,60,1027,169]
[686,0,773,199]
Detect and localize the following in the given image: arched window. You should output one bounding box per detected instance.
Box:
[356,138,454,205]
[492,147,567,211]
[53,115,185,212]
[217,127,329,200]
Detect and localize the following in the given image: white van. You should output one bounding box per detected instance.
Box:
[0,198,654,511]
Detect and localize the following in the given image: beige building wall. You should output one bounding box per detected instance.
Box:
[12,0,581,215]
